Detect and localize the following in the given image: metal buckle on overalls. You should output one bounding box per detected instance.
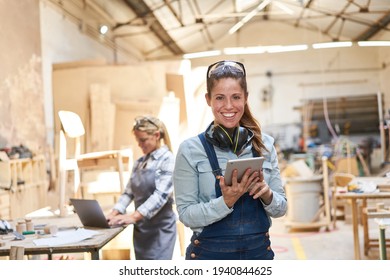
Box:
[212,168,222,178]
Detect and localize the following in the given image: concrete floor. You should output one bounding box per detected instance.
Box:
[269,216,382,260]
[172,215,389,260]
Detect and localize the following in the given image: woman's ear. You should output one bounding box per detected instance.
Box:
[154,130,161,140]
[205,92,211,106]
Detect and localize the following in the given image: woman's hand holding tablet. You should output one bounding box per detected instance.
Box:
[224,157,265,186]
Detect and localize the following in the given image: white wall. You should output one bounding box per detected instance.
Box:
[0,0,46,153]
[39,1,137,146]
[377,33,390,113]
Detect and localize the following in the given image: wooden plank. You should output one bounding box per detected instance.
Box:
[53,59,107,70]
[378,185,390,192]
[89,84,116,152]
[166,73,187,125]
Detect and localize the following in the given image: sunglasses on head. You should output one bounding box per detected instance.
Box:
[206,60,246,79]
[134,117,159,129]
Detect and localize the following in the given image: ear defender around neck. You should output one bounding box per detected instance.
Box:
[210,125,249,153]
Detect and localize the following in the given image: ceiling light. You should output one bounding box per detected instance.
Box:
[358,41,390,47]
[266,44,308,53]
[99,25,109,35]
[229,0,271,34]
[183,50,221,59]
[273,1,294,15]
[224,46,266,55]
[181,40,387,59]
[312,41,352,49]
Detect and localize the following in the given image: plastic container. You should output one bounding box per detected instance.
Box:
[16,221,26,234]
[285,175,323,223]
[25,218,34,231]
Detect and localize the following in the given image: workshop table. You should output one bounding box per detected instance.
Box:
[335,177,390,260]
[0,214,126,260]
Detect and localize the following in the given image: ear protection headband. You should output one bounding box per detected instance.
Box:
[206,124,249,153]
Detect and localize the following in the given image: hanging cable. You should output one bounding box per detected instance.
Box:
[322,97,339,140]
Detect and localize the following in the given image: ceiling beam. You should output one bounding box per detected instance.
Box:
[355,12,390,41]
[164,0,184,27]
[122,0,184,55]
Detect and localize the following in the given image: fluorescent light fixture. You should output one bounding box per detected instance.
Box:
[99,25,109,35]
[273,1,294,15]
[229,0,271,34]
[182,40,389,59]
[229,22,245,35]
[224,45,307,55]
[358,41,390,47]
[183,50,221,59]
[224,46,266,55]
[312,41,352,49]
[266,44,308,53]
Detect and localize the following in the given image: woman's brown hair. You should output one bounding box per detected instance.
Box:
[206,61,267,156]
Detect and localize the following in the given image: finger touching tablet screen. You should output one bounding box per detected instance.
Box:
[224,157,265,186]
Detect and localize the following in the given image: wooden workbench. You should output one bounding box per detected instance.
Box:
[0,214,126,260]
[336,177,390,259]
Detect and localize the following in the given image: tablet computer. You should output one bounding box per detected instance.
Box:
[224,157,265,185]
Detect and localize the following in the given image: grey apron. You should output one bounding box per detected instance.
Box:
[131,167,177,260]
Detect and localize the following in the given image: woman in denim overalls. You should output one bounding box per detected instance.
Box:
[173,61,287,260]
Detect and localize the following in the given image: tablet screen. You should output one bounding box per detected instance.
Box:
[224,157,265,185]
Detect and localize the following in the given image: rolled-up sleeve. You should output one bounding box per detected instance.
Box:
[173,139,232,230]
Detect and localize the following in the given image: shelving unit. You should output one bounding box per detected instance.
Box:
[0,155,48,219]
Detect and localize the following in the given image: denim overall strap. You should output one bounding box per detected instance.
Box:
[198,133,222,196]
[197,132,270,237]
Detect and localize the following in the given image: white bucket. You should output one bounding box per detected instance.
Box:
[285,175,323,223]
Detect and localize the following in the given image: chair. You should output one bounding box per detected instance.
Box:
[57,110,130,216]
[331,172,355,228]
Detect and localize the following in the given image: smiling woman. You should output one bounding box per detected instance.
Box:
[173,60,288,260]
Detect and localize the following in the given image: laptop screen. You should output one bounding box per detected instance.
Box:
[70,198,111,228]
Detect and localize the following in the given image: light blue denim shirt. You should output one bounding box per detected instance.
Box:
[173,131,287,234]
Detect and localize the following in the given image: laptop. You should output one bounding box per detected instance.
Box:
[70,198,120,229]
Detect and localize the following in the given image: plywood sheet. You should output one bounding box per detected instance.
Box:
[89,84,115,151]
[166,73,187,125]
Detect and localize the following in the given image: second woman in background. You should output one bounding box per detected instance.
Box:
[106,116,177,260]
